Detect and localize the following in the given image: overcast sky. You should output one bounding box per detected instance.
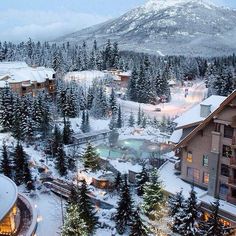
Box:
[0,0,235,42]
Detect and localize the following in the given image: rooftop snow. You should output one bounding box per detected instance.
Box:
[169,129,183,143]
[0,175,18,221]
[174,95,226,128]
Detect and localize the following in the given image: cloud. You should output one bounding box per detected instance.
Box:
[0,9,110,42]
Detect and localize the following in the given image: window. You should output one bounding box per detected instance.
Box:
[219,183,228,196]
[37,83,41,87]
[187,151,193,163]
[221,164,229,177]
[214,123,221,132]
[232,188,236,198]
[203,155,208,167]
[222,145,232,158]
[203,172,209,184]
[224,125,234,139]
[187,167,200,181]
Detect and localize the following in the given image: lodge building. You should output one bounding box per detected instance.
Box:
[0,62,56,96]
[172,90,236,228]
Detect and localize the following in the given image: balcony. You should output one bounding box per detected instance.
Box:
[227,195,236,205]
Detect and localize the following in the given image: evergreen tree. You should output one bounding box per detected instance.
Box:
[142,170,164,215]
[77,180,98,234]
[61,203,89,236]
[83,143,100,171]
[109,114,117,130]
[109,88,118,115]
[115,175,133,234]
[63,118,72,145]
[198,199,233,236]
[116,105,122,128]
[127,66,138,101]
[114,172,122,192]
[52,124,62,157]
[0,143,12,178]
[175,186,199,236]
[129,208,148,236]
[55,144,67,176]
[168,190,184,218]
[136,166,149,196]
[128,112,135,127]
[137,106,142,126]
[85,111,90,133]
[141,116,147,129]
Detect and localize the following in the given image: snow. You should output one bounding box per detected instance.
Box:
[0,61,55,85]
[159,161,206,198]
[199,194,236,219]
[64,70,108,88]
[0,175,18,221]
[169,129,183,143]
[174,94,226,128]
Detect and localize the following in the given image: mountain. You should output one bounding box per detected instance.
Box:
[55,0,236,57]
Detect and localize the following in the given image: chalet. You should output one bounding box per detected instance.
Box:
[173,90,236,227]
[0,62,56,96]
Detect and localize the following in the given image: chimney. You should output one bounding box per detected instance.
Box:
[200,104,211,118]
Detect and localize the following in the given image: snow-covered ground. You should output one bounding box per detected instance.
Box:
[119,80,207,120]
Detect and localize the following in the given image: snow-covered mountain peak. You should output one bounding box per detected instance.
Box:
[143,0,214,11]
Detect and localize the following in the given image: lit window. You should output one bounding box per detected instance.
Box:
[187,167,200,182]
[203,155,208,167]
[203,172,209,184]
[187,151,193,163]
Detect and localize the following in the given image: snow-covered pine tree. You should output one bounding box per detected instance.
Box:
[109,88,118,115]
[63,118,72,145]
[128,112,135,127]
[141,116,147,128]
[83,143,100,171]
[52,124,62,157]
[142,170,164,215]
[0,142,12,179]
[81,110,86,133]
[175,186,199,236]
[114,172,122,192]
[115,175,133,234]
[168,189,184,218]
[136,166,149,196]
[61,203,89,236]
[198,199,233,236]
[129,208,148,236]
[116,105,122,128]
[77,180,98,234]
[137,105,142,126]
[55,144,67,176]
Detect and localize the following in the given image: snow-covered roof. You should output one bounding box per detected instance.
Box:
[174,95,226,129]
[169,129,183,143]
[0,175,18,221]
[0,62,55,85]
[119,71,132,77]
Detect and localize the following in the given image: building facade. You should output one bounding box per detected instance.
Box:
[175,91,236,226]
[0,62,56,96]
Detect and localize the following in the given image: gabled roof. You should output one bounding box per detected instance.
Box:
[174,95,226,129]
[175,90,236,149]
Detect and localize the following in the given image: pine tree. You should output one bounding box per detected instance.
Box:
[198,199,233,236]
[0,143,12,178]
[83,143,100,171]
[85,111,90,133]
[77,180,98,234]
[81,110,90,133]
[116,105,122,128]
[168,190,184,218]
[128,112,135,127]
[141,116,147,128]
[175,186,199,236]
[127,66,138,101]
[142,170,164,215]
[137,106,142,126]
[52,124,62,157]
[55,144,67,176]
[115,175,133,234]
[129,208,148,236]
[114,172,122,192]
[109,88,118,115]
[109,114,117,130]
[61,203,89,236]
[63,118,72,145]
[136,166,149,196]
